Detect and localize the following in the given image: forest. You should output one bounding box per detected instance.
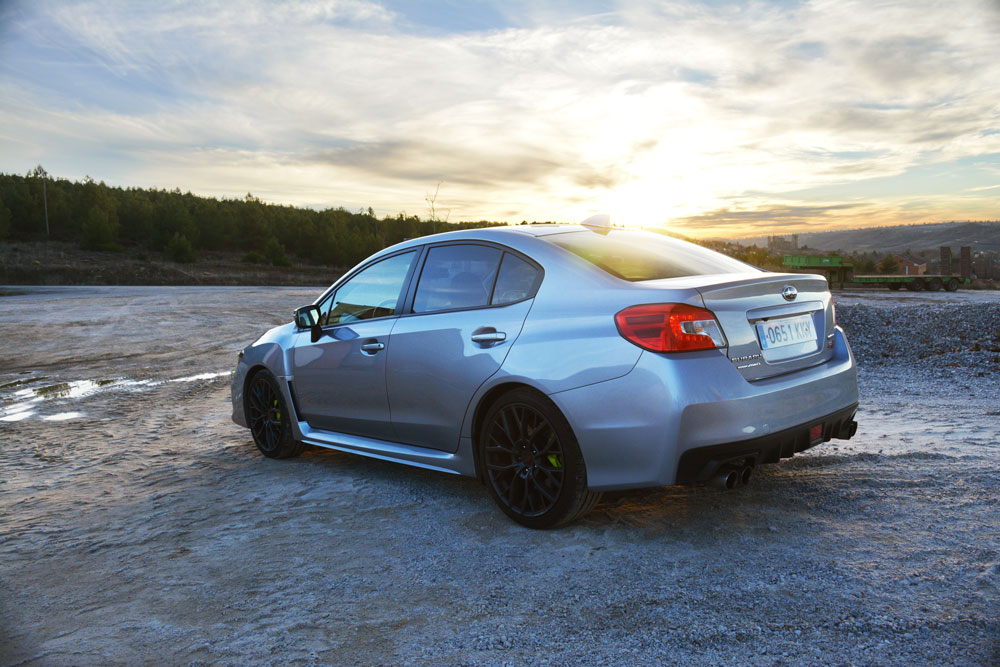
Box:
[0,169,502,267]
[1,169,842,274]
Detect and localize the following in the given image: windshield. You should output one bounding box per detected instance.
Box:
[545,229,757,282]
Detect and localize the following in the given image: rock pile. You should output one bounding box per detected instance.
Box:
[837,302,1000,377]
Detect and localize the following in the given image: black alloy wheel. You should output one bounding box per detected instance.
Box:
[480,388,601,528]
[246,370,304,459]
[487,404,563,516]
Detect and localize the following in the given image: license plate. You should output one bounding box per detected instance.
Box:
[756,314,815,350]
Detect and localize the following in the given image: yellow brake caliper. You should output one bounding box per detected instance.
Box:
[546,433,561,468]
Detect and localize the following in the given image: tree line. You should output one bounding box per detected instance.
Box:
[0,168,927,275]
[0,169,502,266]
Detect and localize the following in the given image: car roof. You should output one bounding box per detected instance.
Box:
[391,223,628,248]
[369,224,694,267]
[507,224,584,237]
[362,224,704,281]
[371,224,577,254]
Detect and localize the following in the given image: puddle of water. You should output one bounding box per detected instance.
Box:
[170,372,229,383]
[11,378,152,402]
[42,412,83,422]
[1,371,230,422]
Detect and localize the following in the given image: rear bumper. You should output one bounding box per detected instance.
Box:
[549,326,859,491]
[674,403,857,485]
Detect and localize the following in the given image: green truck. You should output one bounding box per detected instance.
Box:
[851,274,971,291]
[782,255,853,287]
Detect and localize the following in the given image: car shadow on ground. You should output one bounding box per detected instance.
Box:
[270,440,877,540]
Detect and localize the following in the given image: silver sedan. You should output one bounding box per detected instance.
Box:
[231,219,859,528]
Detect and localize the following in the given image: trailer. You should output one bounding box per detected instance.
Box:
[852,274,971,291]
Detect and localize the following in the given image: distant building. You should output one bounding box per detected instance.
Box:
[890,253,926,276]
[767,234,799,254]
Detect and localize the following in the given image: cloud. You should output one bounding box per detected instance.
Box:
[665,190,998,238]
[305,139,623,190]
[0,0,998,230]
[669,203,866,231]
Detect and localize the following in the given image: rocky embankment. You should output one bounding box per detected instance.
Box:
[838,301,1000,378]
[0,241,340,286]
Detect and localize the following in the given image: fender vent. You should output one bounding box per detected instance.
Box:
[285,380,303,421]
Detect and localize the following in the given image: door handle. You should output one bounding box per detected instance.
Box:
[471,331,506,344]
[360,341,385,353]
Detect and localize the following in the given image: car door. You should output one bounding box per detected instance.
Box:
[290,250,418,440]
[386,244,543,452]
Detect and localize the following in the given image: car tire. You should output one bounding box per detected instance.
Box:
[245,370,304,459]
[946,278,960,292]
[907,279,924,291]
[479,388,601,529]
[927,277,943,291]
[888,283,902,291]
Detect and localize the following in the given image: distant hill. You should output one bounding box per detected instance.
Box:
[734,221,1000,253]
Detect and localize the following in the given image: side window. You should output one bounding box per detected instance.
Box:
[320,251,416,326]
[412,244,502,314]
[491,253,542,305]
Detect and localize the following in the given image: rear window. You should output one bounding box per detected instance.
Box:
[545,230,756,281]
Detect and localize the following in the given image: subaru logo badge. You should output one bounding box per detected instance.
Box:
[781,285,798,301]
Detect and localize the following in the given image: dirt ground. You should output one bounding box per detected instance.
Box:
[1,286,998,666]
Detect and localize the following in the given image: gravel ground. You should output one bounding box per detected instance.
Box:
[1,286,998,666]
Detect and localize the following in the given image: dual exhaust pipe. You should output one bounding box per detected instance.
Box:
[711,464,754,490]
[704,419,856,491]
[839,420,858,440]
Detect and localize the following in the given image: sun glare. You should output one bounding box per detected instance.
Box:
[579,149,725,231]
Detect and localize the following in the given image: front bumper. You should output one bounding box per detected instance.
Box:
[549,326,859,491]
[230,358,249,428]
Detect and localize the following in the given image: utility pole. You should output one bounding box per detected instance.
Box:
[42,174,49,238]
[33,165,49,238]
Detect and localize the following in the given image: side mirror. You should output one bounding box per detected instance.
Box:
[294,305,324,342]
[295,304,321,328]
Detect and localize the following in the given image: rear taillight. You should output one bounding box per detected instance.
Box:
[614,303,727,352]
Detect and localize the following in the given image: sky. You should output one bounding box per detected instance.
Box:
[0,0,998,238]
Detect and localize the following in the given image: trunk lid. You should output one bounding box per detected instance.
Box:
[640,272,835,380]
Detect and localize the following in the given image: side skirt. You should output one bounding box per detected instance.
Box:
[297,422,475,477]
[280,375,476,478]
